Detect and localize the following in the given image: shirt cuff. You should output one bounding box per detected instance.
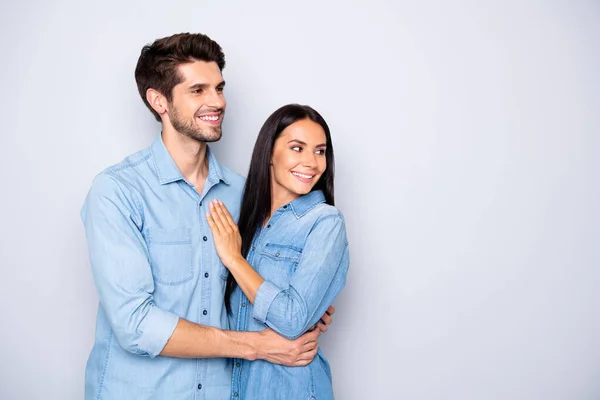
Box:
[253,280,283,324]
[137,306,179,358]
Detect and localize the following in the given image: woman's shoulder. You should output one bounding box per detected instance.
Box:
[305,202,345,223]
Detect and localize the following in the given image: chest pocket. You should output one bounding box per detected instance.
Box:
[148,227,193,285]
[259,243,302,287]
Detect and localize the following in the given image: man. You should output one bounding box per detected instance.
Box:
[82,33,333,400]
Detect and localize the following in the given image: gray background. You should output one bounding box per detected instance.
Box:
[1,1,599,399]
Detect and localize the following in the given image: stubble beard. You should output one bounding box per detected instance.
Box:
[169,106,223,143]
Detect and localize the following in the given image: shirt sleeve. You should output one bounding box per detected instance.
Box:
[82,173,179,357]
[252,213,350,339]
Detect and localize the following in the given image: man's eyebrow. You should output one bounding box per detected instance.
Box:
[188,80,226,90]
[188,83,208,90]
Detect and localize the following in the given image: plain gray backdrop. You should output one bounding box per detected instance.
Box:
[1,1,599,399]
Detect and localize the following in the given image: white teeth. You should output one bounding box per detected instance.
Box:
[199,115,219,121]
[292,172,313,179]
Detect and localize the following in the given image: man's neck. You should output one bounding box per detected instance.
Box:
[162,127,209,193]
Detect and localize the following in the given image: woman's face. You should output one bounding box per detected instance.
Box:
[270,118,327,205]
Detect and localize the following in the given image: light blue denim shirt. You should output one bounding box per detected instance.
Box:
[229,190,350,400]
[81,134,244,400]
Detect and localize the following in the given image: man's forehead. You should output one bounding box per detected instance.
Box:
[177,60,223,85]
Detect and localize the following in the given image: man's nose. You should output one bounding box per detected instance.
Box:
[207,89,225,109]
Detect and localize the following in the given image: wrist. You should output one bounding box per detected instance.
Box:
[228,254,247,271]
[242,331,262,361]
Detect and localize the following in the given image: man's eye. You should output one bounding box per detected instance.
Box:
[216,87,224,93]
[191,89,202,94]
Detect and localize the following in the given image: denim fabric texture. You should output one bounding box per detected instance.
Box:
[81,135,244,400]
[229,190,350,400]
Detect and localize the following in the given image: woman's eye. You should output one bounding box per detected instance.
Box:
[316,149,326,155]
[291,146,302,152]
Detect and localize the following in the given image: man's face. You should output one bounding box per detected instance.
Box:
[167,61,226,142]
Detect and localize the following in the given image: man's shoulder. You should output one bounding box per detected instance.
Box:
[85,145,154,202]
[100,145,153,178]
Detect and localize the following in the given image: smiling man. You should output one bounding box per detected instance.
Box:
[81,33,332,400]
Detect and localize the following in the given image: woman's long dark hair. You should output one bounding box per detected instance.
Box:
[225,104,336,313]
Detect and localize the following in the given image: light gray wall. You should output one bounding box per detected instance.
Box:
[1,1,599,399]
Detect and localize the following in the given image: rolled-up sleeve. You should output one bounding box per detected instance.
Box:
[82,174,179,357]
[253,214,350,339]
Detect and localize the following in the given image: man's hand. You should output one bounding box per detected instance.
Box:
[256,328,320,366]
[316,305,335,333]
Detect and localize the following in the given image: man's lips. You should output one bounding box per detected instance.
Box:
[197,112,222,125]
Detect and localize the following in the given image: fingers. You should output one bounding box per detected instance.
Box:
[316,321,328,333]
[320,313,332,326]
[286,334,318,366]
[209,199,237,232]
[318,305,334,328]
[300,326,321,344]
[301,338,318,352]
[207,200,229,236]
[261,328,320,367]
[205,212,221,235]
[215,200,237,229]
[208,200,227,229]
[294,345,318,366]
[326,305,335,317]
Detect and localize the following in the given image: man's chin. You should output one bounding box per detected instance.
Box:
[201,128,222,143]
[202,134,222,143]
[181,128,222,143]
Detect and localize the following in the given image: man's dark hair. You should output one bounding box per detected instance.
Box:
[134,33,226,121]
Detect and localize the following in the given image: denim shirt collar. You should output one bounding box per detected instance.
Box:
[289,190,326,218]
[150,134,229,186]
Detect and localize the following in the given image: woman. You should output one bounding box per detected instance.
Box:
[206,104,349,400]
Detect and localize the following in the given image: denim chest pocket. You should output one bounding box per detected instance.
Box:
[259,243,302,286]
[148,227,193,285]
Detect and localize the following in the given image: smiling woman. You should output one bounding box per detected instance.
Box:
[270,118,328,208]
[207,104,349,400]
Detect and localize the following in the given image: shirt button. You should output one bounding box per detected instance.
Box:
[204,272,209,278]
[283,205,288,209]
[197,383,202,390]
[275,252,280,257]
[234,393,239,397]
[203,309,208,315]
[241,303,246,307]
[267,224,271,228]
[203,236,208,241]
[200,202,203,207]
[236,362,241,367]
[251,246,255,251]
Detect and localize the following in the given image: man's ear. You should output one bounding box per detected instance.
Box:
[146,88,168,117]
